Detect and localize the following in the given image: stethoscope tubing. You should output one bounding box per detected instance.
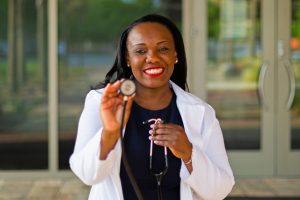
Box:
[144,118,169,200]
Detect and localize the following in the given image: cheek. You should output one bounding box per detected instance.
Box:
[129,56,143,67]
[130,66,143,78]
[166,57,176,69]
[168,65,175,76]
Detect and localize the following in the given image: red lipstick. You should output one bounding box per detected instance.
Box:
[143,67,164,77]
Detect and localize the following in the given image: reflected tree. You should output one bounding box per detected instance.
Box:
[8,0,25,93]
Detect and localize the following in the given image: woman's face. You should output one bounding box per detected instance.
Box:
[126,22,177,90]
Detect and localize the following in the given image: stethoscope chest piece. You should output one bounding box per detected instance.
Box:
[119,79,136,96]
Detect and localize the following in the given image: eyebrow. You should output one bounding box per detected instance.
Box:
[131,40,170,47]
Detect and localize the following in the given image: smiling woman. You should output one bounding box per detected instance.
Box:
[69,14,234,200]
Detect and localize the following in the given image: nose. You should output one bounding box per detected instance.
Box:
[145,50,159,63]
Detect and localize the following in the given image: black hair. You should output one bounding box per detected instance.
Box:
[93,14,188,90]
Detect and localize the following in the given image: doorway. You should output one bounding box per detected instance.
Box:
[185,0,300,176]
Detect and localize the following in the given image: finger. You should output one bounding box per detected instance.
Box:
[111,80,122,88]
[151,133,178,142]
[154,123,182,130]
[103,81,121,96]
[154,125,179,136]
[153,140,176,148]
[101,94,122,105]
[154,125,173,133]
[102,85,124,104]
[149,127,176,140]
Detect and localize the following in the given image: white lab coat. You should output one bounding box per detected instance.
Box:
[70,81,235,200]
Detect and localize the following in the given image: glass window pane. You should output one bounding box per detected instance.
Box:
[207,0,261,150]
[58,0,182,169]
[291,0,300,150]
[0,0,48,169]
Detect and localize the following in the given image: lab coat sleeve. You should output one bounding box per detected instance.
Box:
[180,110,235,199]
[69,90,121,186]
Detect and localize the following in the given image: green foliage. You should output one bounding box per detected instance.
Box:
[0,0,8,40]
[0,62,7,84]
[292,23,300,38]
[239,57,260,83]
[292,0,300,37]
[208,1,220,38]
[59,0,162,43]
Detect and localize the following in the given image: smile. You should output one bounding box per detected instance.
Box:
[144,67,164,77]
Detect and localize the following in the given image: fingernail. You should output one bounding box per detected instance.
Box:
[150,124,154,129]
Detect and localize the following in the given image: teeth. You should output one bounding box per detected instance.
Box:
[145,68,163,74]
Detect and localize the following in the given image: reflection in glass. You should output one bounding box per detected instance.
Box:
[207,0,261,150]
[0,0,48,169]
[291,0,300,149]
[58,0,182,169]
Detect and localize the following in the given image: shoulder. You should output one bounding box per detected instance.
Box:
[86,88,104,99]
[171,81,215,112]
[171,81,217,128]
[83,88,104,107]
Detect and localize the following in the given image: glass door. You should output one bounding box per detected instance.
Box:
[277,0,300,175]
[205,0,275,176]
[0,0,48,170]
[185,0,275,176]
[185,0,300,176]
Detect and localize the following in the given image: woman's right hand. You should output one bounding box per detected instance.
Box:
[99,80,134,159]
[100,81,123,133]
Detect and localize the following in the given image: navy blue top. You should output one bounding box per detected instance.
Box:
[120,93,183,200]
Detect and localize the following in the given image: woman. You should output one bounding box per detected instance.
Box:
[70,14,234,200]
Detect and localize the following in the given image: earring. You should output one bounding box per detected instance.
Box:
[127,63,130,67]
[175,58,178,64]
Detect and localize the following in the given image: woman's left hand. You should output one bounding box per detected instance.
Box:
[149,123,192,162]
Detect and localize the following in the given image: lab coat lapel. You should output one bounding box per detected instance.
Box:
[171,82,205,148]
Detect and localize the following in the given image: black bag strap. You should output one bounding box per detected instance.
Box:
[120,100,144,200]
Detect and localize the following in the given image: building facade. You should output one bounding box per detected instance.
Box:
[0,0,299,178]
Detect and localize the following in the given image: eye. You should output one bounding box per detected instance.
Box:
[158,47,169,52]
[134,49,146,55]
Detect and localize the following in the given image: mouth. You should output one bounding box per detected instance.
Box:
[143,67,164,77]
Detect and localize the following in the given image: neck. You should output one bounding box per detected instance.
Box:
[134,84,173,110]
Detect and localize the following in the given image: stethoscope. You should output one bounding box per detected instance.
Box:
[143,118,168,200]
[119,79,168,200]
[119,79,144,200]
